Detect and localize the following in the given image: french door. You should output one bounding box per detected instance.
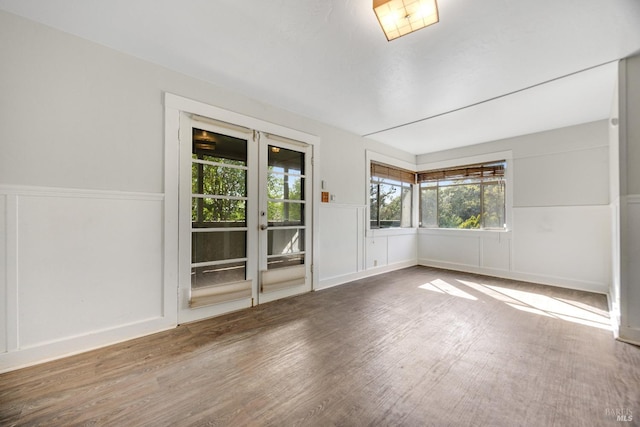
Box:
[257,134,312,304]
[178,114,312,323]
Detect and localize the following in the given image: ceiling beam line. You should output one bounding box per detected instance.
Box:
[362,59,619,138]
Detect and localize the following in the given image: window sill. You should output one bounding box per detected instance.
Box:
[417,228,512,238]
[367,227,417,237]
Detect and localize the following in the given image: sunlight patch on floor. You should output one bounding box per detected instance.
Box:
[453,279,611,331]
[505,303,554,318]
[419,278,477,300]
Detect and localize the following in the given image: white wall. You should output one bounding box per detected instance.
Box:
[0,194,7,354]
[416,120,612,293]
[317,205,366,288]
[0,10,413,371]
[614,55,640,344]
[609,74,621,332]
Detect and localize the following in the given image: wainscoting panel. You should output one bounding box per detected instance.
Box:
[17,194,163,348]
[419,205,610,293]
[418,205,611,294]
[0,186,173,372]
[0,194,7,354]
[318,206,417,289]
[625,196,640,332]
[480,232,511,271]
[512,205,611,293]
[317,204,365,288]
[418,232,481,267]
[366,229,417,270]
[388,234,417,265]
[366,235,388,269]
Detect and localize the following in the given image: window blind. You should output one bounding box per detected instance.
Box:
[371,162,416,184]
[417,161,505,183]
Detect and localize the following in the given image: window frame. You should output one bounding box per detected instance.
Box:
[419,172,506,230]
[370,176,414,229]
[366,151,418,233]
[416,152,512,234]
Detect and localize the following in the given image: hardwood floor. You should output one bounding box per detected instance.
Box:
[1,266,638,426]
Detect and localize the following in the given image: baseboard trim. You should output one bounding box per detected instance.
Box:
[417,259,608,295]
[317,260,417,290]
[617,326,640,346]
[0,316,176,374]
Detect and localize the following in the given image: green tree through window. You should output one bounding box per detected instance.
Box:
[370,162,414,229]
[418,161,506,230]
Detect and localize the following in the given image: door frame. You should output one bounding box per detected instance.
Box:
[164,93,320,324]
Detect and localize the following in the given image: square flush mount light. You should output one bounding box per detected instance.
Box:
[374,0,439,41]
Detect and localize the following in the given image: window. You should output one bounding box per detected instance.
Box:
[418,161,506,230]
[370,162,414,228]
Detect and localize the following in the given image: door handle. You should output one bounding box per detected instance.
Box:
[260,224,268,231]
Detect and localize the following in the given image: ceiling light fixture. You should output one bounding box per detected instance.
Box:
[373,0,439,41]
[195,130,216,151]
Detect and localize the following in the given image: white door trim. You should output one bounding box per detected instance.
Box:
[164,93,320,324]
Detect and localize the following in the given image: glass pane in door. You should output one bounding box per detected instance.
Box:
[268,146,304,174]
[267,202,303,225]
[191,127,249,287]
[192,231,247,263]
[267,229,305,254]
[192,198,247,228]
[267,254,305,269]
[266,145,306,271]
[267,174,304,200]
[191,262,246,289]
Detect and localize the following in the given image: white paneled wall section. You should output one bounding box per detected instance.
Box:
[418,229,511,274]
[366,229,418,271]
[1,194,8,354]
[0,186,175,372]
[316,205,418,290]
[417,121,612,294]
[317,149,420,289]
[317,204,366,289]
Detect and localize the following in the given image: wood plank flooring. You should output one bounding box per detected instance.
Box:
[1,266,639,426]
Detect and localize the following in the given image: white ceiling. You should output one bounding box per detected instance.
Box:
[2,0,640,155]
